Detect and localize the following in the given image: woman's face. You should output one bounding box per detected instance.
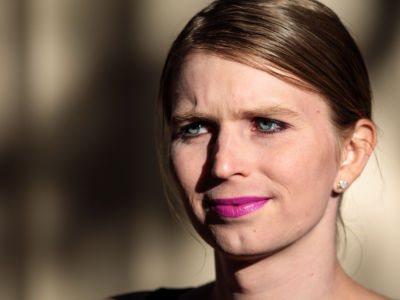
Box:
[170,52,341,258]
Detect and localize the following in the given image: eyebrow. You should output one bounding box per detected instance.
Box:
[171,105,300,124]
[171,111,217,125]
[236,105,300,119]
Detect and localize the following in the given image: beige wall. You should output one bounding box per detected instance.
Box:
[0,1,399,299]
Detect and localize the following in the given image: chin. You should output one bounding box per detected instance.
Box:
[198,223,286,260]
[214,241,284,263]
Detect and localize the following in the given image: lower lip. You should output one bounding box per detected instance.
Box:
[210,198,270,218]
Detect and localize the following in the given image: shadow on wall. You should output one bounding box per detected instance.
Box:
[0,0,399,300]
[361,0,400,69]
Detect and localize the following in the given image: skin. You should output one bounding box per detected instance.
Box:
[167,51,386,300]
[171,52,340,258]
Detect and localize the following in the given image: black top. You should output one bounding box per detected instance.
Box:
[112,288,193,300]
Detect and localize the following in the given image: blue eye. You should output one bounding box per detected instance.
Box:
[180,122,208,137]
[253,118,286,134]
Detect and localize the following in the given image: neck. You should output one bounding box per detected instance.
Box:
[211,199,348,300]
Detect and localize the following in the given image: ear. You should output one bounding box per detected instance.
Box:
[333,119,376,193]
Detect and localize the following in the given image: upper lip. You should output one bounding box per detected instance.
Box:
[207,196,270,205]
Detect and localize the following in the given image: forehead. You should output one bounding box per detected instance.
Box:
[173,51,331,122]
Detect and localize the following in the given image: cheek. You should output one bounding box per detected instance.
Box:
[257,133,338,200]
[170,142,208,194]
[252,136,339,242]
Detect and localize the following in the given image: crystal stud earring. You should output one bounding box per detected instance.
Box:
[337,180,348,190]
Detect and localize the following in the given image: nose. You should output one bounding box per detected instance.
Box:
[210,128,249,179]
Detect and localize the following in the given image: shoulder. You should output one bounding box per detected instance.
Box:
[339,275,392,300]
[353,286,392,300]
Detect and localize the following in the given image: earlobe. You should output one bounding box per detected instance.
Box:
[333,119,376,194]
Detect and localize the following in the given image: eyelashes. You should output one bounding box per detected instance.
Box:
[181,122,208,136]
[173,118,289,141]
[173,121,210,140]
[251,118,288,134]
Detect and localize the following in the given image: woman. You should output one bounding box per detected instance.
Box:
[113,0,389,299]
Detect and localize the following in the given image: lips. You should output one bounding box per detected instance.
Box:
[207,196,270,218]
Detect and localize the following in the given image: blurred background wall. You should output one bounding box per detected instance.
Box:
[0,0,399,299]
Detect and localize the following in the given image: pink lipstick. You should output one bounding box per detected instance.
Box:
[208,196,270,218]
